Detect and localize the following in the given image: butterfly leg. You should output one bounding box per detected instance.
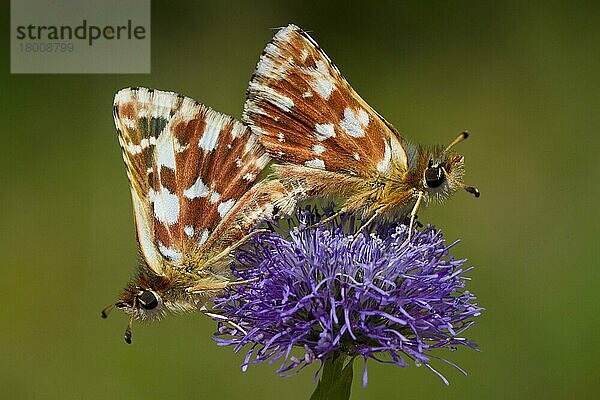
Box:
[203,229,270,268]
[202,310,248,335]
[355,205,387,233]
[186,229,270,294]
[209,314,248,335]
[226,277,260,286]
[407,191,425,242]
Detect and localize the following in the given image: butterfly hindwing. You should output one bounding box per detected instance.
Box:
[243,24,408,178]
[114,88,270,273]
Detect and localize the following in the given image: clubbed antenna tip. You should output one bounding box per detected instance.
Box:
[445,130,470,152]
[465,186,480,198]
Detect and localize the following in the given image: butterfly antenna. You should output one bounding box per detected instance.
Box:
[124,316,134,344]
[463,185,480,198]
[443,132,480,197]
[445,130,469,152]
[443,165,481,198]
[100,304,115,319]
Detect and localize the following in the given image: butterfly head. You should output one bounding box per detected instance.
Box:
[421,131,479,203]
[101,272,174,344]
[115,284,166,322]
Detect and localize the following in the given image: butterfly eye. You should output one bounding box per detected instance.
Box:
[137,290,160,310]
[424,164,445,188]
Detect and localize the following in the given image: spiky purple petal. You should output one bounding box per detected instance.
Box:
[212,209,482,384]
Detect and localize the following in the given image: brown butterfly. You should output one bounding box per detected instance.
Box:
[103,87,285,343]
[243,24,479,234]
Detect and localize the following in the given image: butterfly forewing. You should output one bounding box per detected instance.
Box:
[114,88,270,273]
[243,24,408,178]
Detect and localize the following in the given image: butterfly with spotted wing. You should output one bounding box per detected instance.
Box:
[243,24,479,234]
[102,87,285,343]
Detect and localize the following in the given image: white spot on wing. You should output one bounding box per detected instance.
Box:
[209,191,221,204]
[199,110,225,151]
[248,82,294,113]
[184,226,194,237]
[156,134,176,170]
[300,48,309,61]
[305,158,325,169]
[390,137,408,170]
[198,229,209,247]
[312,144,325,155]
[243,173,255,181]
[353,152,360,160]
[126,142,142,155]
[158,242,182,263]
[174,139,188,153]
[277,132,285,143]
[314,123,336,141]
[184,176,209,199]
[140,138,152,149]
[150,187,179,225]
[358,109,369,125]
[122,117,136,129]
[230,121,248,139]
[306,61,336,100]
[377,139,393,174]
[217,199,236,217]
[340,107,370,138]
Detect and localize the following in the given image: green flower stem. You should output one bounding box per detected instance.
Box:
[310,352,354,400]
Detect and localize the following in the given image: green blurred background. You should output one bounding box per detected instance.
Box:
[2,1,599,399]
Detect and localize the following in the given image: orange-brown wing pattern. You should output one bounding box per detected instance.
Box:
[114,88,270,272]
[243,24,408,178]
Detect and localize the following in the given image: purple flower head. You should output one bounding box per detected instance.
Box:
[212,207,482,385]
